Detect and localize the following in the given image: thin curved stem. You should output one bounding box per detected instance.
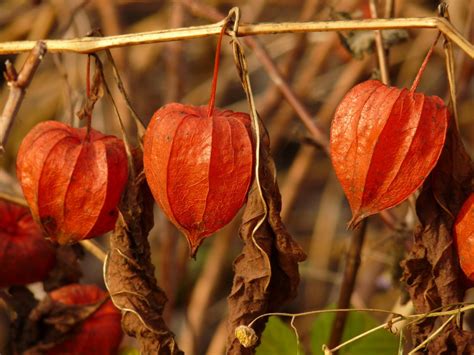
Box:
[208,24,227,117]
[410,33,441,92]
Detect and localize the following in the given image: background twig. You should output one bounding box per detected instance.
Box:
[327,220,368,351]
[0,41,46,153]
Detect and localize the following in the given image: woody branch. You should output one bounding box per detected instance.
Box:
[0,17,472,58]
[0,41,46,153]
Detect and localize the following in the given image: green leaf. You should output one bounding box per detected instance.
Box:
[256,316,305,355]
[311,310,399,355]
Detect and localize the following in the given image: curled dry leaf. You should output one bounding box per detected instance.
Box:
[219,9,306,353]
[330,79,449,227]
[0,200,56,288]
[454,193,474,281]
[227,123,306,354]
[400,125,474,352]
[143,104,253,256]
[105,149,182,354]
[16,121,128,244]
[19,284,117,354]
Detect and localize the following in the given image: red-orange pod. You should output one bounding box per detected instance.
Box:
[47,284,123,355]
[0,200,56,288]
[330,79,448,226]
[454,193,474,281]
[144,103,253,255]
[16,121,128,244]
[143,24,253,256]
[330,42,450,227]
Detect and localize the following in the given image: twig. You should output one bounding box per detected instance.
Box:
[164,1,185,103]
[407,314,456,354]
[258,0,320,120]
[266,34,335,151]
[280,145,316,222]
[0,17,472,57]
[304,171,343,307]
[327,219,368,351]
[0,191,28,207]
[246,302,474,329]
[239,303,474,353]
[79,239,106,263]
[440,4,459,130]
[103,47,146,136]
[0,41,46,153]
[248,37,330,152]
[95,0,123,64]
[369,0,390,84]
[384,0,395,19]
[179,225,235,354]
[206,318,228,355]
[325,318,399,354]
[52,53,75,124]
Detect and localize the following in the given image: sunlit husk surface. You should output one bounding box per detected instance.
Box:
[330,80,449,226]
[17,121,128,244]
[144,103,253,255]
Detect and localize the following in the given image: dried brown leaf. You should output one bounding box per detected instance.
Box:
[104,149,182,354]
[226,124,307,354]
[401,124,474,352]
[76,57,104,123]
[17,291,104,354]
[0,286,37,355]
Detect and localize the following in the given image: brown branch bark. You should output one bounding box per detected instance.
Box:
[0,41,46,153]
[327,219,368,351]
[164,1,185,103]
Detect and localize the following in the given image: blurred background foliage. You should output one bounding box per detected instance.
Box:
[0,0,472,354]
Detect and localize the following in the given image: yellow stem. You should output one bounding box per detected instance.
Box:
[0,18,472,58]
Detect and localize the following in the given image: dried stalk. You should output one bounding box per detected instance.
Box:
[248,38,330,152]
[370,0,390,84]
[0,17,472,57]
[164,1,185,103]
[179,226,235,354]
[327,220,368,350]
[258,0,320,120]
[0,41,46,153]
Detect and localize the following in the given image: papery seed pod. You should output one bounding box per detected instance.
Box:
[144,103,253,255]
[0,200,56,288]
[16,121,128,244]
[47,284,123,355]
[143,23,253,256]
[330,79,448,226]
[454,193,474,281]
